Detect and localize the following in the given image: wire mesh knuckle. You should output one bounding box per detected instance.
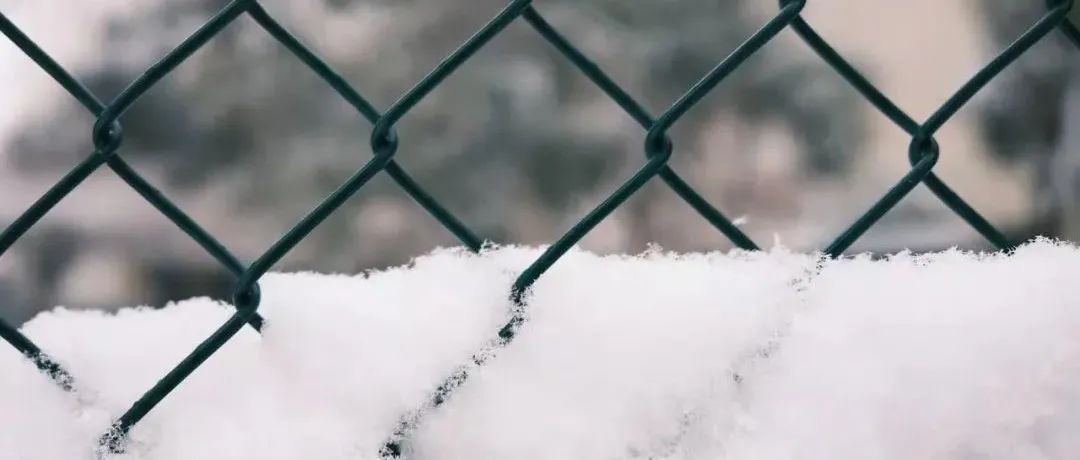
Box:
[644,129,674,161]
[370,121,400,158]
[907,133,940,165]
[232,279,262,312]
[91,118,123,156]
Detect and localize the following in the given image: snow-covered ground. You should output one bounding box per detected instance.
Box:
[4,240,1080,459]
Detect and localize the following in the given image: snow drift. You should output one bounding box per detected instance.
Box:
[3,239,1080,459]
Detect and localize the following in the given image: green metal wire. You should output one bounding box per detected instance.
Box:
[0,0,1075,456]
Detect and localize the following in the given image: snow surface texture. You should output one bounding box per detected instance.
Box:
[3,240,1080,460]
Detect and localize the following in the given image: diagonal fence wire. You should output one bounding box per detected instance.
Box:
[0,0,1075,456]
[380,0,1077,455]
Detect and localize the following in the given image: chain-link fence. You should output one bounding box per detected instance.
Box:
[1,0,1077,456]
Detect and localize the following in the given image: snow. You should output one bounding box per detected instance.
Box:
[3,239,1080,459]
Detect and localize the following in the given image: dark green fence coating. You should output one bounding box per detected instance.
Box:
[0,0,1076,456]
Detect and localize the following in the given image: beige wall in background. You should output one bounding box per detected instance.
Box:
[754,0,1033,248]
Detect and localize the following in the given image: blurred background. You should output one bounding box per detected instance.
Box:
[0,0,1078,324]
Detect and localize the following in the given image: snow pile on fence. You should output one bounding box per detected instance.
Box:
[3,240,1080,459]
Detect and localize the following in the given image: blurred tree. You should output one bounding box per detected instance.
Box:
[975,1,1080,242]
[7,0,864,309]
